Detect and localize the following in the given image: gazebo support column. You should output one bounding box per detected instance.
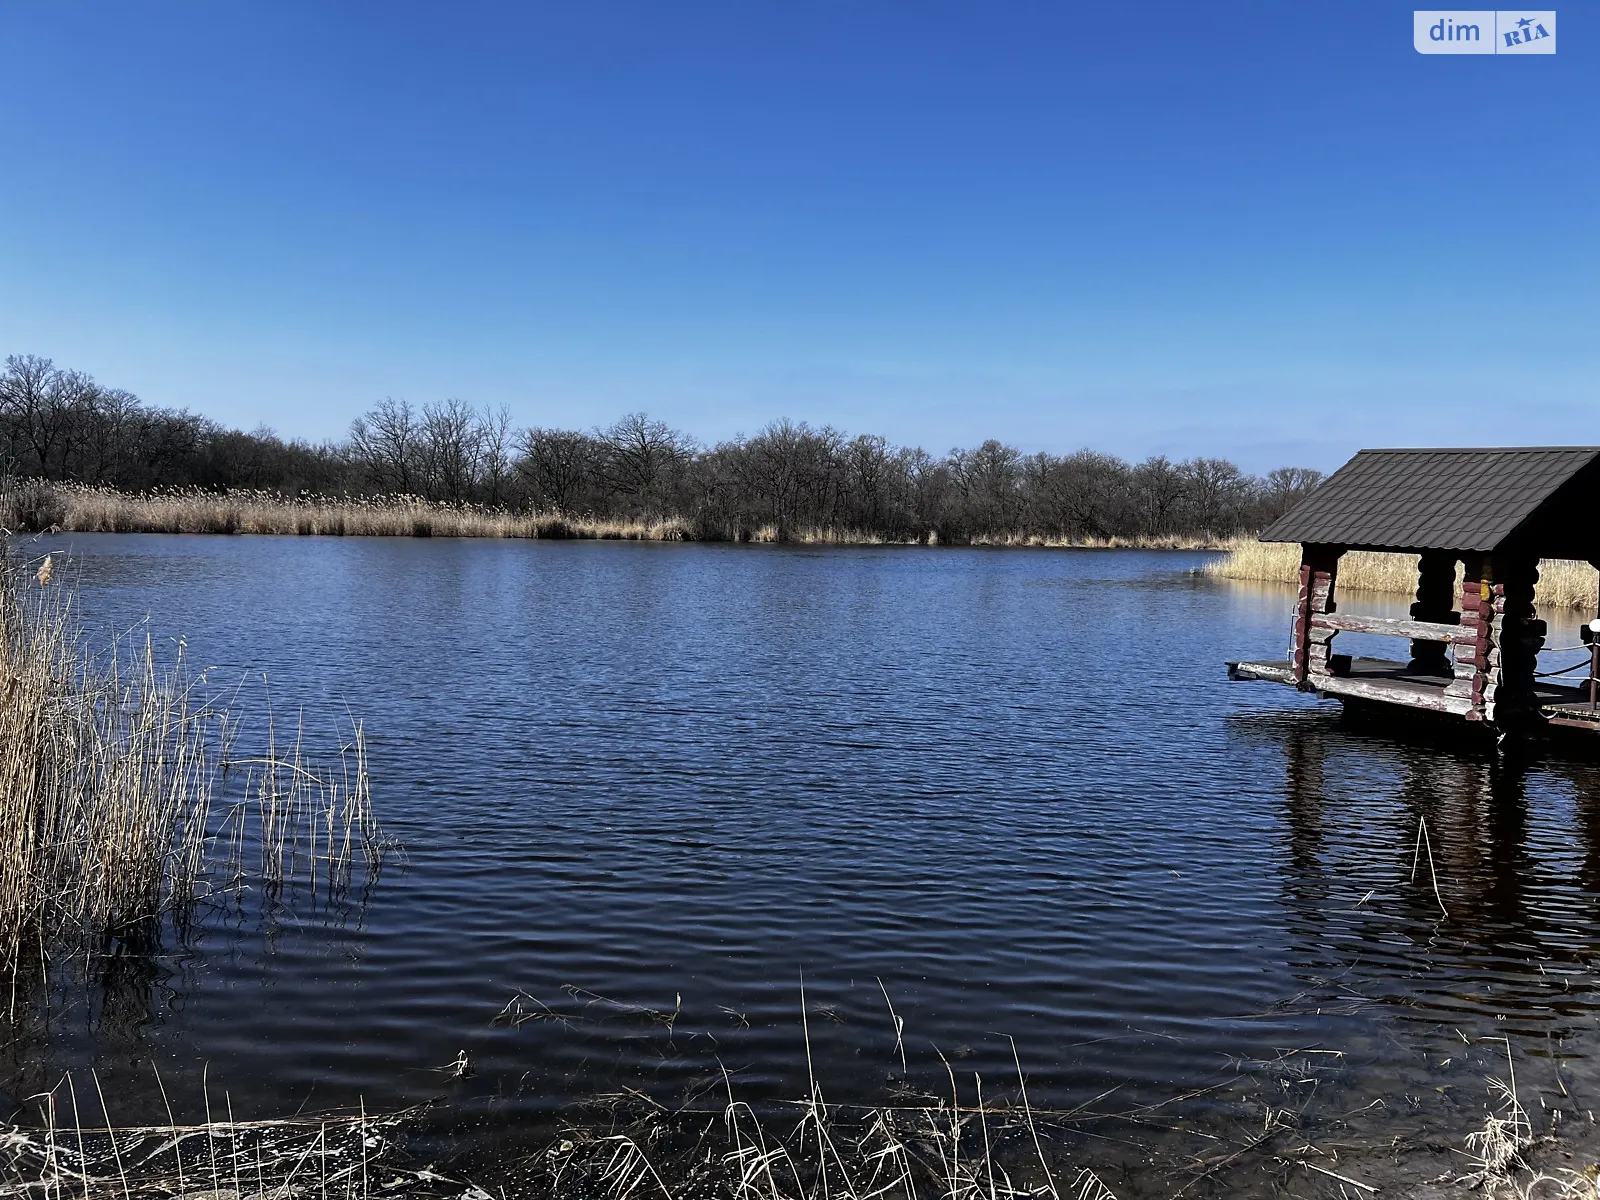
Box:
[1449,555,1545,725]
[1484,556,1544,726]
[1291,544,1342,687]
[1448,555,1491,717]
[1408,550,1458,675]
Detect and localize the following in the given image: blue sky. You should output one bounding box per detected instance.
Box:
[0,3,1593,472]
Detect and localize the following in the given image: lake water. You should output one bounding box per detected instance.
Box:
[11,534,1600,1195]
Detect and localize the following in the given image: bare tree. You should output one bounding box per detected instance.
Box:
[1181,457,1254,534]
[349,399,421,494]
[517,428,598,514]
[0,356,62,478]
[477,405,515,506]
[78,388,140,484]
[736,419,846,538]
[1027,450,1131,540]
[1129,456,1186,536]
[843,434,897,531]
[598,413,690,510]
[1260,466,1323,524]
[900,446,951,536]
[418,399,483,503]
[948,440,1023,536]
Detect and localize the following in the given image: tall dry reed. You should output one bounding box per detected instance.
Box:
[49,483,692,541]
[0,546,214,962]
[21,484,1228,549]
[745,524,1228,549]
[0,540,387,973]
[1205,537,1600,611]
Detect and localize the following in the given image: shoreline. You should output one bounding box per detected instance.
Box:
[3,484,1238,550]
[10,1054,1598,1199]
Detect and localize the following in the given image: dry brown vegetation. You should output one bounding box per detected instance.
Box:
[1,1094,482,1199]
[1206,537,1600,611]
[7,1005,1599,1200]
[7,484,1233,548]
[0,539,388,976]
[40,484,694,542]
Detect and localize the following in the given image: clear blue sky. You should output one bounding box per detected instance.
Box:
[0,3,1593,472]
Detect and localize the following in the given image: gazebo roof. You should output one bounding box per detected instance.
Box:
[1261,446,1600,558]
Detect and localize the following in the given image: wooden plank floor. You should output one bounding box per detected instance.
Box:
[1230,655,1600,730]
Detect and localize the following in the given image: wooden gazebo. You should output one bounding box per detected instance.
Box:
[1228,446,1600,735]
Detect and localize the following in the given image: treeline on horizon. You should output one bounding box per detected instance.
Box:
[0,354,1324,542]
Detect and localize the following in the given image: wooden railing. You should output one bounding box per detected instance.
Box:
[1308,613,1471,644]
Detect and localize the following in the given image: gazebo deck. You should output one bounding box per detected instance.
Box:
[1229,656,1600,732]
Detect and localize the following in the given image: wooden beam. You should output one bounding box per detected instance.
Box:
[1228,660,1297,685]
[1309,613,1472,643]
[1309,673,1478,716]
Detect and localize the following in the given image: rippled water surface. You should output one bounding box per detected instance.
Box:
[12,535,1600,1191]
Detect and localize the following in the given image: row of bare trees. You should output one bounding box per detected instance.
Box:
[507,416,1320,540]
[0,355,342,493]
[2,354,1323,540]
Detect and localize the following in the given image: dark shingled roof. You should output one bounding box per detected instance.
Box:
[1261,447,1600,554]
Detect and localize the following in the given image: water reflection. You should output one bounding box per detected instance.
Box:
[1238,706,1600,1050]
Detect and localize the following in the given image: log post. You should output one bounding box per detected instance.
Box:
[1447,553,1491,717]
[1484,555,1543,726]
[1448,554,1545,725]
[1407,550,1457,675]
[1290,543,1342,687]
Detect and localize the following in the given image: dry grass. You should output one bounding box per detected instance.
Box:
[14,483,1228,549]
[536,995,1118,1200]
[1205,537,1600,610]
[969,531,1229,550]
[745,524,1228,549]
[6,995,1600,1199]
[2,1085,479,1199]
[1,997,1117,1200]
[0,539,388,973]
[1459,1042,1600,1200]
[50,484,691,542]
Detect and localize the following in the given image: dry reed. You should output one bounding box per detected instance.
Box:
[7,997,1599,1199]
[1205,537,1600,611]
[0,1000,1116,1200]
[0,539,388,974]
[49,484,692,542]
[0,1064,1102,1200]
[740,524,1227,549]
[2,1085,479,1199]
[537,1003,1118,1200]
[16,483,1229,549]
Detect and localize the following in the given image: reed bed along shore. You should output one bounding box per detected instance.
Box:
[3,1062,1104,1200]
[1206,536,1600,611]
[39,483,694,542]
[5,483,1232,549]
[0,540,389,975]
[11,996,1596,1200]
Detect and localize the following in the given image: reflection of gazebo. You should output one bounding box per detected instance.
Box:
[1228,446,1600,734]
